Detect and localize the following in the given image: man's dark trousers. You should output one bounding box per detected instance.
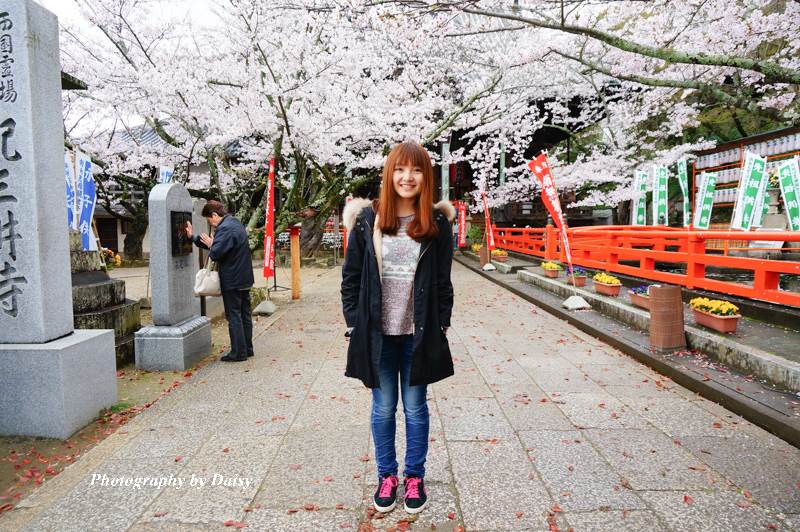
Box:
[222,289,253,358]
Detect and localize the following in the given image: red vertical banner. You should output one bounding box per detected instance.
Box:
[457,200,467,247]
[263,158,276,279]
[481,191,495,250]
[527,153,574,269]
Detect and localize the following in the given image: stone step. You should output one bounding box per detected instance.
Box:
[72,278,128,312]
[73,299,141,341]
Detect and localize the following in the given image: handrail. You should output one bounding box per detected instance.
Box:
[493,224,800,307]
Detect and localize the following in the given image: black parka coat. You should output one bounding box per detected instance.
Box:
[341,200,455,389]
[193,215,254,291]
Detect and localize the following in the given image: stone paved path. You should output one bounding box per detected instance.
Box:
[3,263,800,531]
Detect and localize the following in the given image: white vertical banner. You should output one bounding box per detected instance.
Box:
[676,159,691,227]
[731,152,768,231]
[498,142,506,186]
[652,165,669,225]
[751,163,771,229]
[441,142,450,201]
[693,172,717,230]
[777,158,800,231]
[631,170,648,225]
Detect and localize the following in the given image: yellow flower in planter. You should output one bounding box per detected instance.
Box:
[491,249,507,257]
[541,261,562,271]
[593,272,621,285]
[470,243,483,253]
[689,297,739,316]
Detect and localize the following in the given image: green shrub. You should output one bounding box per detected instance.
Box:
[250,287,268,308]
[467,225,484,244]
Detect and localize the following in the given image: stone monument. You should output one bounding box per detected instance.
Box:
[0,1,117,439]
[134,183,211,371]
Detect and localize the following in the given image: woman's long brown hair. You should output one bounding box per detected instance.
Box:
[376,142,439,241]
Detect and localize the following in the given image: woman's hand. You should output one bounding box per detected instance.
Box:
[200,233,214,247]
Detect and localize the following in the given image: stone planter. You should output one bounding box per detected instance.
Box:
[629,291,650,310]
[692,309,741,333]
[543,268,560,278]
[566,276,587,287]
[594,281,621,297]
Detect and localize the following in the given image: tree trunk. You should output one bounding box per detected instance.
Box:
[123,215,149,260]
[299,215,326,257]
[615,202,631,226]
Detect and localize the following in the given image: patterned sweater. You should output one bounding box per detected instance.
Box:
[380,214,420,335]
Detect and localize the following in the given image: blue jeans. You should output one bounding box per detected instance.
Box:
[372,334,429,479]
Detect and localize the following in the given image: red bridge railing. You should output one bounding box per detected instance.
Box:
[493,225,800,307]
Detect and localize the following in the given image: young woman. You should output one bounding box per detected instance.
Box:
[341,141,455,514]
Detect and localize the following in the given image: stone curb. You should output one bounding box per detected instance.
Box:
[454,255,800,449]
[516,269,800,393]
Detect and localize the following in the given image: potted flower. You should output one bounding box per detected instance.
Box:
[566,266,588,287]
[628,285,652,310]
[491,249,508,262]
[593,272,622,296]
[689,297,741,333]
[470,243,482,254]
[541,261,562,278]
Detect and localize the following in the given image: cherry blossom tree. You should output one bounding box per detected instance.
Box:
[385,0,799,216]
[59,0,800,255]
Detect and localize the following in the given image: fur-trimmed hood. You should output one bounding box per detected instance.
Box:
[342,198,456,232]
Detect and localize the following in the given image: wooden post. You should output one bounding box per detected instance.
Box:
[290,225,301,300]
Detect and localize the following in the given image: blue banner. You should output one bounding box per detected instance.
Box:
[65,152,76,229]
[159,166,174,184]
[76,151,96,251]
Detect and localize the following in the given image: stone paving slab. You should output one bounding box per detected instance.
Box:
[519,430,645,512]
[437,396,517,441]
[679,434,800,514]
[448,440,552,530]
[565,509,666,531]
[253,427,369,510]
[638,489,782,532]
[4,263,800,531]
[548,391,652,430]
[585,429,725,491]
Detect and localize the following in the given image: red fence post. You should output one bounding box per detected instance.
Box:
[545,224,557,260]
[686,233,706,290]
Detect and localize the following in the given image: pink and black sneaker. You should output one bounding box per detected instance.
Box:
[373,474,399,512]
[403,476,428,513]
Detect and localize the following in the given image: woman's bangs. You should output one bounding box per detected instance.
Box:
[392,143,429,170]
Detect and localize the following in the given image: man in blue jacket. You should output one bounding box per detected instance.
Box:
[186,200,255,362]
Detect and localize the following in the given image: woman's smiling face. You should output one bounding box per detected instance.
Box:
[392,162,423,200]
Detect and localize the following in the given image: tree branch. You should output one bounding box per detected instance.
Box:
[462,7,800,85]
[552,49,739,105]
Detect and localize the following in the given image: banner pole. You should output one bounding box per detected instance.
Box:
[528,151,588,310]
